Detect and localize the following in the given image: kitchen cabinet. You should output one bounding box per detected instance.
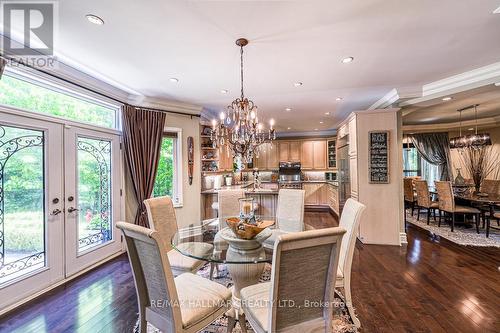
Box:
[327,139,336,169]
[289,142,301,161]
[278,141,290,161]
[304,183,320,205]
[301,141,314,169]
[278,141,300,162]
[255,142,279,170]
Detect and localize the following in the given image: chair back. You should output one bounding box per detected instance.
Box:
[415,180,431,208]
[269,227,346,332]
[144,196,178,251]
[117,221,182,332]
[403,178,415,202]
[218,189,245,229]
[338,198,366,280]
[276,189,305,232]
[435,181,455,212]
[481,179,500,195]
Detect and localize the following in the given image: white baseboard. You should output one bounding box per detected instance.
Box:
[400,232,408,245]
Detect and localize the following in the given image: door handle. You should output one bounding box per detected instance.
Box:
[51,209,62,216]
[67,207,79,213]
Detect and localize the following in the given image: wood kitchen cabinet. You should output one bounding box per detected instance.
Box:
[278,141,290,161]
[289,142,301,161]
[304,183,320,205]
[301,141,314,169]
[278,141,301,162]
[255,142,279,170]
[300,140,326,170]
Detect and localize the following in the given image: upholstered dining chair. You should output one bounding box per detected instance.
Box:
[212,189,245,278]
[481,179,500,194]
[403,178,417,216]
[144,196,213,277]
[335,198,366,328]
[414,180,439,225]
[240,227,346,333]
[435,181,480,233]
[117,221,232,333]
[263,189,305,250]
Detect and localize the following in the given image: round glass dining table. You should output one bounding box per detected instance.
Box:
[171,216,275,333]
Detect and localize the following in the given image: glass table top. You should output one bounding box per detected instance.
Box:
[171,216,275,264]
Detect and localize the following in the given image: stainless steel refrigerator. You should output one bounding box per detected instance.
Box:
[338,144,351,212]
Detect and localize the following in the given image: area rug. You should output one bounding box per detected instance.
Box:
[406,212,500,248]
[135,264,358,333]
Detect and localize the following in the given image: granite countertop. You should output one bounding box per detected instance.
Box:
[201,182,280,194]
[302,180,339,186]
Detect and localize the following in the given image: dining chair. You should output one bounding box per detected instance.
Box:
[403,178,417,216]
[212,189,245,279]
[263,189,305,250]
[335,198,366,328]
[480,179,500,194]
[435,181,480,232]
[414,180,439,225]
[116,221,232,333]
[144,196,213,277]
[240,227,346,333]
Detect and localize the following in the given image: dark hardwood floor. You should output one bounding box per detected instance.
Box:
[1,211,499,332]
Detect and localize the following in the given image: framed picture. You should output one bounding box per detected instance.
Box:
[368,131,390,184]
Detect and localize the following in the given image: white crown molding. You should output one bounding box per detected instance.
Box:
[401,62,500,107]
[368,87,422,110]
[403,115,500,133]
[127,95,202,115]
[277,129,337,138]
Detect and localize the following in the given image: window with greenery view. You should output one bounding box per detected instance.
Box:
[403,143,440,186]
[0,74,118,128]
[153,137,175,200]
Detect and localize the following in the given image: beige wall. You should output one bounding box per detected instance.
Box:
[124,113,201,229]
[449,126,500,180]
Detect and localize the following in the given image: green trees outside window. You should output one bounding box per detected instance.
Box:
[153,137,174,198]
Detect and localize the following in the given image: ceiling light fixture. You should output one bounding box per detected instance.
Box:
[442,96,452,101]
[335,97,343,101]
[319,121,324,124]
[221,89,228,94]
[85,14,104,25]
[494,6,500,14]
[449,104,491,149]
[294,82,303,87]
[287,127,291,130]
[169,78,179,83]
[210,38,275,163]
[314,128,318,131]
[324,112,330,115]
[285,107,292,112]
[341,57,354,64]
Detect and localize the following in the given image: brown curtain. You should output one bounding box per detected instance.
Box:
[122,105,166,227]
[0,57,6,80]
[409,132,453,181]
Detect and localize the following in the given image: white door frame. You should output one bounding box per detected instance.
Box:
[0,111,65,310]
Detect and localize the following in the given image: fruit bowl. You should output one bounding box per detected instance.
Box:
[226,217,275,240]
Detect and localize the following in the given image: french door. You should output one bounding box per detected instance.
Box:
[0,110,122,311]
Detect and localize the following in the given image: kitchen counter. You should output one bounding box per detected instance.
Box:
[201,182,279,194]
[302,180,339,187]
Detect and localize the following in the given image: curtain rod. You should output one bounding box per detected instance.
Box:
[0,54,201,118]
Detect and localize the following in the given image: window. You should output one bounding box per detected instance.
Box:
[402,143,440,186]
[0,73,119,129]
[153,128,183,206]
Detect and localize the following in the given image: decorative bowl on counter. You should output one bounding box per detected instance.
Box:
[226,217,275,240]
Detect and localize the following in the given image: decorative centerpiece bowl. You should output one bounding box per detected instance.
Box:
[226,217,274,240]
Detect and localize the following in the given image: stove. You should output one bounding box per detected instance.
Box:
[278,162,302,189]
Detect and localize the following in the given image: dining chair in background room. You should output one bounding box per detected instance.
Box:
[403,178,417,217]
[478,179,500,229]
[240,227,347,333]
[435,181,480,233]
[335,198,366,328]
[263,189,305,250]
[211,189,245,279]
[117,222,232,333]
[144,196,213,277]
[415,180,439,225]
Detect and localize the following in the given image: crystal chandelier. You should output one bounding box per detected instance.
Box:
[211,38,275,163]
[449,104,492,149]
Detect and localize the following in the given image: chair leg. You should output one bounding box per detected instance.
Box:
[411,202,415,216]
[238,312,248,333]
[209,262,215,280]
[427,209,431,225]
[138,309,147,333]
[433,209,437,222]
[486,217,490,238]
[451,213,455,232]
[438,210,442,227]
[343,281,361,328]
[417,207,421,221]
[475,214,480,234]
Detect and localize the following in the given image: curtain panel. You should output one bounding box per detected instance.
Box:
[122,105,166,227]
[409,132,453,181]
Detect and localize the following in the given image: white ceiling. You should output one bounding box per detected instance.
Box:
[41,0,500,131]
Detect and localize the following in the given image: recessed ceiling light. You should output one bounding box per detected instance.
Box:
[221,89,228,94]
[319,121,324,124]
[495,82,500,86]
[494,6,500,14]
[85,14,104,25]
[294,82,303,87]
[335,97,343,101]
[314,128,318,131]
[341,57,354,64]
[169,78,179,83]
[442,96,452,101]
[287,127,291,130]
[285,107,292,112]
[468,128,474,131]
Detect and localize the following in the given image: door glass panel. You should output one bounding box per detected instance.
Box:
[0,125,45,285]
[77,137,112,253]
